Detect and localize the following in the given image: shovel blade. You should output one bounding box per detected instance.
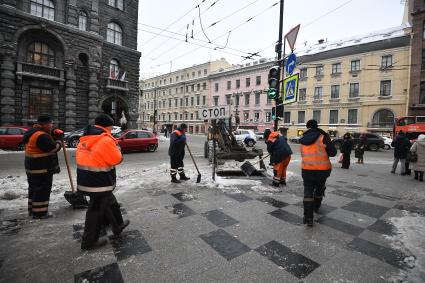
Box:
[64,191,88,208]
[240,161,257,176]
[196,174,201,183]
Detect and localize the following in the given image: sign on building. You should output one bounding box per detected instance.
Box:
[282,73,299,105]
[198,106,231,120]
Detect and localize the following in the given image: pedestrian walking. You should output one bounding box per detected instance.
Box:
[299,120,337,227]
[77,114,129,250]
[391,131,411,175]
[169,123,190,183]
[23,115,63,219]
[355,133,367,164]
[266,128,292,186]
[410,134,425,181]
[341,133,353,169]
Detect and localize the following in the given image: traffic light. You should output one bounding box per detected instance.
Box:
[271,105,284,121]
[267,66,280,99]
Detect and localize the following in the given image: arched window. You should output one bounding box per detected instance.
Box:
[26,42,55,67]
[107,22,122,45]
[30,0,55,21]
[372,109,394,128]
[78,11,88,31]
[109,59,119,79]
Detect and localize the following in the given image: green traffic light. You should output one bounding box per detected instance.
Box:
[267,88,277,99]
[272,115,276,121]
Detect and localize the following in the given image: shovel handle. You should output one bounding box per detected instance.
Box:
[61,140,75,193]
[251,154,270,166]
[186,143,200,174]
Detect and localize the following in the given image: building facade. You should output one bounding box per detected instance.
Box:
[0,0,141,130]
[140,59,230,134]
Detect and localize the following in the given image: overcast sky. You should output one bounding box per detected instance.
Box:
[138,0,405,79]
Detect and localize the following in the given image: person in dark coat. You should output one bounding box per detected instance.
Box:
[299,120,337,227]
[341,133,353,169]
[266,128,293,186]
[355,133,367,164]
[169,123,190,183]
[391,131,411,175]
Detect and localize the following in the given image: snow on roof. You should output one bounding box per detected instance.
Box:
[296,25,410,57]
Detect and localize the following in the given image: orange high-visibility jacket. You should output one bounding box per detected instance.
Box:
[300,135,331,171]
[76,126,122,194]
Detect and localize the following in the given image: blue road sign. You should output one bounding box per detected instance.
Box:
[286,53,297,75]
[282,73,299,105]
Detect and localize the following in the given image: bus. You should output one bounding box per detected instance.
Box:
[394,116,425,140]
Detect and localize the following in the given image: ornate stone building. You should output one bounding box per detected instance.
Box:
[0,0,141,130]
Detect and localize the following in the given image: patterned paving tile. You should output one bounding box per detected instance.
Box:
[200,229,251,261]
[329,189,362,199]
[225,193,252,203]
[172,203,196,218]
[345,185,373,193]
[316,216,364,236]
[367,192,401,201]
[74,262,124,283]
[202,210,239,228]
[348,238,409,269]
[269,209,304,226]
[293,202,337,215]
[367,220,397,236]
[256,241,320,279]
[327,184,343,189]
[110,230,152,261]
[171,192,196,202]
[342,200,390,218]
[257,196,289,208]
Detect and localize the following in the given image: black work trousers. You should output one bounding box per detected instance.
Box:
[82,192,123,245]
[27,173,53,217]
[302,172,328,219]
[170,157,184,176]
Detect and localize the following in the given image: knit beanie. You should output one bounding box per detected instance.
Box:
[95,114,114,127]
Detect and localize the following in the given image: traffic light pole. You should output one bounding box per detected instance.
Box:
[274,0,285,131]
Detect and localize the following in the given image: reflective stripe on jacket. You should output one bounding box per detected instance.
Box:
[24,130,60,173]
[300,135,331,170]
[76,127,122,195]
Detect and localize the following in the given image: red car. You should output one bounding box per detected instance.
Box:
[116,130,158,152]
[0,126,29,150]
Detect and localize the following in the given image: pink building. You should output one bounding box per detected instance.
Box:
[208,59,276,132]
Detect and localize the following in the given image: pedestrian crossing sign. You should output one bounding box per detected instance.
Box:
[282,73,299,105]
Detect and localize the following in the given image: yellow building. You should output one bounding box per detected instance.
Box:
[139,59,230,134]
[284,26,410,138]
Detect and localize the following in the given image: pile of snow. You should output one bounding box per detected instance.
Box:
[387,212,425,283]
[157,135,169,143]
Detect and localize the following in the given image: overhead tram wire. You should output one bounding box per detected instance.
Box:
[144,1,279,70]
[142,0,266,61]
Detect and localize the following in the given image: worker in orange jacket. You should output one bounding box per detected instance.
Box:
[266,128,292,187]
[23,115,63,219]
[299,120,337,227]
[76,114,129,250]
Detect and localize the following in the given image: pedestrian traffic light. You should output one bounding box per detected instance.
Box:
[267,66,280,99]
[271,105,284,121]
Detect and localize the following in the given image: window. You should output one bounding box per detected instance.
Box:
[422,50,425,70]
[138,131,151,139]
[380,80,391,97]
[191,85,194,92]
[372,109,394,128]
[109,59,119,79]
[78,11,88,31]
[214,83,219,92]
[381,55,392,69]
[348,109,358,124]
[204,69,207,75]
[203,82,206,90]
[255,93,260,105]
[244,93,250,105]
[256,76,261,85]
[181,75,184,80]
[298,88,306,101]
[174,99,178,107]
[192,71,195,77]
[180,98,183,107]
[26,42,55,67]
[28,88,53,120]
[246,77,251,87]
[6,128,23,135]
[168,99,172,108]
[284,112,290,124]
[226,95,231,105]
[315,65,324,76]
[30,0,54,20]
[236,79,240,89]
[214,96,218,106]
[298,111,305,124]
[300,68,307,79]
[197,83,200,91]
[329,110,338,124]
[109,0,124,10]
[191,97,194,106]
[243,112,249,122]
[267,96,272,105]
[227,81,231,90]
[107,22,122,45]
[332,63,341,74]
[235,95,240,106]
[170,78,172,83]
[198,70,201,76]
[350,60,361,72]
[181,86,184,93]
[331,85,340,99]
[254,112,260,122]
[266,112,271,123]
[196,96,200,105]
[176,76,179,82]
[190,113,194,120]
[125,131,138,139]
[314,87,323,100]
[313,110,321,123]
[202,96,206,105]
[349,83,359,98]
[185,97,189,106]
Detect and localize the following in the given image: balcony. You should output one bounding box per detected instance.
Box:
[16,62,64,84]
[106,78,129,92]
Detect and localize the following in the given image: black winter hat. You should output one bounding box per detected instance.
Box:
[95,114,114,127]
[37,114,53,125]
[179,123,188,130]
[306,119,318,129]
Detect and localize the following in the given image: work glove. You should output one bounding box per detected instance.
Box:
[52,128,65,140]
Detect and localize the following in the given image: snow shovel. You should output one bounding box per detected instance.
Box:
[61,140,88,208]
[240,154,270,176]
[186,144,201,183]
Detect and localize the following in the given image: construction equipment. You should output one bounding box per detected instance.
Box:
[186,144,201,183]
[240,154,270,176]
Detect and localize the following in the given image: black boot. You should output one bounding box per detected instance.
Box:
[415,171,419,180]
[303,201,314,227]
[420,172,424,182]
[313,198,322,213]
[280,179,286,186]
[271,181,280,187]
[81,238,108,250]
[179,173,190,181]
[171,175,181,183]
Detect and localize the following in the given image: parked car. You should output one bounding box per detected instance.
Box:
[0,126,29,150]
[116,129,158,152]
[255,132,264,141]
[233,129,257,147]
[332,133,385,151]
[382,136,393,150]
[65,126,122,148]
